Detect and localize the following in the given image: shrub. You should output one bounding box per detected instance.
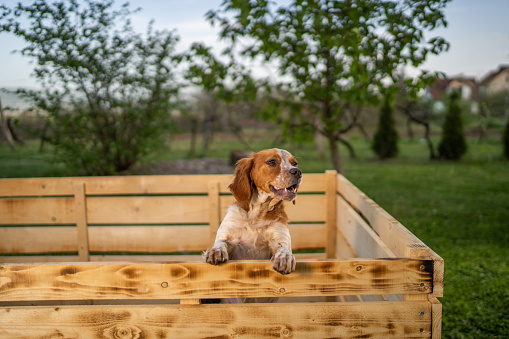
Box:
[503,117,509,159]
[1,1,181,175]
[438,91,467,160]
[373,96,398,159]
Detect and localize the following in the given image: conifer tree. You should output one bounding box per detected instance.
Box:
[438,91,467,160]
[503,117,509,159]
[373,95,398,159]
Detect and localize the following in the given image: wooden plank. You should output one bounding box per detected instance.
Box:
[336,197,396,259]
[220,195,326,223]
[0,253,326,264]
[0,177,75,197]
[0,302,432,338]
[89,226,210,253]
[429,296,443,339]
[289,224,326,250]
[0,198,75,225]
[336,174,444,297]
[0,226,210,254]
[335,227,358,259]
[336,174,428,257]
[0,224,325,255]
[0,259,433,302]
[0,176,232,197]
[86,196,209,224]
[74,183,89,262]
[207,181,220,245]
[0,301,432,337]
[0,174,327,197]
[0,227,78,254]
[325,170,338,258]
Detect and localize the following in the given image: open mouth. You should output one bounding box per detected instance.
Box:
[269,184,299,200]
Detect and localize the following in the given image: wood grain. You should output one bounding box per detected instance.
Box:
[0,253,326,264]
[219,194,326,223]
[74,182,89,262]
[336,174,444,297]
[207,181,220,245]
[0,224,325,254]
[336,197,396,259]
[325,170,338,259]
[0,302,432,338]
[0,197,75,225]
[430,296,443,339]
[0,173,327,197]
[0,259,433,302]
[86,196,209,224]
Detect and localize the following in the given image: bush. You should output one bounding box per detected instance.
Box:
[438,91,467,160]
[373,96,398,159]
[1,1,181,175]
[503,118,509,159]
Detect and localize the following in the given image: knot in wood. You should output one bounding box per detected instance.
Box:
[112,325,141,339]
[161,282,168,288]
[281,328,290,336]
[279,287,285,293]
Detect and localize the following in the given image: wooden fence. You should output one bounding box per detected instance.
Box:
[0,171,443,338]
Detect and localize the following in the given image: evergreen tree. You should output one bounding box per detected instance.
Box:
[503,117,509,159]
[438,91,467,160]
[373,96,398,159]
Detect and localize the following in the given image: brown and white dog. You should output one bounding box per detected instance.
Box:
[204,149,302,286]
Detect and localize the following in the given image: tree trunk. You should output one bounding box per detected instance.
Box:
[0,96,15,149]
[202,112,212,158]
[188,117,198,158]
[327,133,343,174]
[338,135,356,159]
[402,102,436,160]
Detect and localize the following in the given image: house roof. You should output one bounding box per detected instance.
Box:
[429,76,479,101]
[480,65,509,86]
[429,78,451,101]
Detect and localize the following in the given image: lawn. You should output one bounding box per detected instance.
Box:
[0,132,508,338]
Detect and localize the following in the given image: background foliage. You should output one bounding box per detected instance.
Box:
[0,0,181,175]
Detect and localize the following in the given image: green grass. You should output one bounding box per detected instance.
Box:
[1,132,508,338]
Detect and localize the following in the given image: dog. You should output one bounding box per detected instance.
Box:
[204,148,302,302]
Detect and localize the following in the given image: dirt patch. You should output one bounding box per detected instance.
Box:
[133,158,235,175]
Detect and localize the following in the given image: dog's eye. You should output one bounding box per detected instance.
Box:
[266,159,277,167]
[292,161,298,166]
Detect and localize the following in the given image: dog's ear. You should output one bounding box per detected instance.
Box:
[229,154,254,212]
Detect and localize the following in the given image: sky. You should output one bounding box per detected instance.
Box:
[0,0,508,91]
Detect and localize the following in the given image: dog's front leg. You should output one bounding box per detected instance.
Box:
[267,224,296,275]
[204,239,230,265]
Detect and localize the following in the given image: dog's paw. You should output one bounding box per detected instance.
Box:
[272,247,296,275]
[204,245,228,265]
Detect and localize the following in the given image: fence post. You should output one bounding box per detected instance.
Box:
[208,181,220,246]
[74,182,90,262]
[325,170,338,259]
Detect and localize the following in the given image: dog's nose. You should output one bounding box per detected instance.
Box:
[290,167,302,178]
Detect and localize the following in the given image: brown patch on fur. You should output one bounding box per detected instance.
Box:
[228,156,254,212]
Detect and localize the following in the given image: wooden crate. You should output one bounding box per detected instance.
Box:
[0,171,443,338]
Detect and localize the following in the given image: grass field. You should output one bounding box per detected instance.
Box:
[0,132,508,338]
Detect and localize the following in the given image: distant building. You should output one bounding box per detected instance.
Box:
[427,76,479,113]
[480,65,509,95]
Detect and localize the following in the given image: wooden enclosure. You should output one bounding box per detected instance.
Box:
[0,171,443,338]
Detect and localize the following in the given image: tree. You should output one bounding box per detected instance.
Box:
[0,0,181,175]
[373,95,398,159]
[0,95,15,149]
[206,0,450,172]
[184,42,258,156]
[503,117,509,160]
[438,91,467,160]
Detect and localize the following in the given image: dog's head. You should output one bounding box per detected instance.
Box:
[229,148,302,212]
